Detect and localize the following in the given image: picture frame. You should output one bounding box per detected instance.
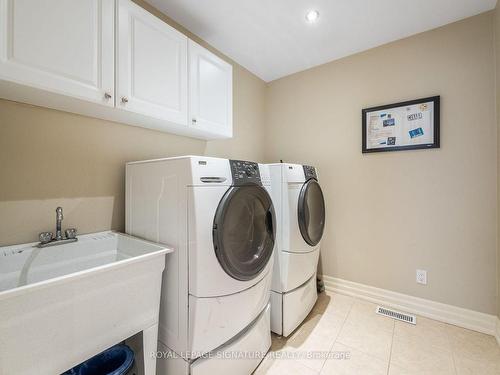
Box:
[362,96,440,153]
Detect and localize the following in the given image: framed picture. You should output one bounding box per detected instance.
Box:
[362,96,440,153]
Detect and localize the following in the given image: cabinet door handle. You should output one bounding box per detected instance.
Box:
[192,118,197,124]
[104,92,112,100]
[121,97,129,104]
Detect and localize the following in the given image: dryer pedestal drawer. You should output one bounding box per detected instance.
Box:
[271,274,318,337]
[276,247,320,292]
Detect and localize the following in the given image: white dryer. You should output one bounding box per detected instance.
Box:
[126,156,275,375]
[267,163,326,337]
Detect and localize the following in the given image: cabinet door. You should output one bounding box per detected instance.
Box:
[117,0,188,125]
[189,40,233,138]
[0,0,114,106]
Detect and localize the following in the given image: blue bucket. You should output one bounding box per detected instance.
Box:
[64,344,134,375]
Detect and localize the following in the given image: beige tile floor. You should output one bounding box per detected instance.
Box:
[254,292,500,375]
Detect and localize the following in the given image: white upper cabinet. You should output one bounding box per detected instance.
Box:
[189,40,233,138]
[117,0,188,126]
[0,0,115,106]
[0,0,232,139]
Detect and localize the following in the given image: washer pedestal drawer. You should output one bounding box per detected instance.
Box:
[191,303,271,375]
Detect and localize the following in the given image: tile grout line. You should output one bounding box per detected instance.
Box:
[445,324,459,375]
[332,295,395,372]
[386,320,396,375]
[339,294,395,373]
[335,296,395,363]
[316,293,355,374]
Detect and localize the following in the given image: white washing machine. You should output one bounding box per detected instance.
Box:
[126,156,275,375]
[267,163,326,337]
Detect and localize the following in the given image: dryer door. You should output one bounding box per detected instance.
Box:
[213,185,275,281]
[298,179,326,246]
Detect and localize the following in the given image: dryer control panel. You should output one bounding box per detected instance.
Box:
[303,165,317,180]
[230,160,261,186]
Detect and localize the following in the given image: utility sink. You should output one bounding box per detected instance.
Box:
[0,231,172,375]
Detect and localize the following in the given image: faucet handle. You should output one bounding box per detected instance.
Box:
[65,228,77,239]
[56,207,63,220]
[39,232,53,244]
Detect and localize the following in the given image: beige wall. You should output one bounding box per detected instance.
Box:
[0,0,266,246]
[495,4,500,319]
[265,13,497,314]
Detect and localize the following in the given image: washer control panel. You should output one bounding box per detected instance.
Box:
[230,160,261,186]
[303,165,317,180]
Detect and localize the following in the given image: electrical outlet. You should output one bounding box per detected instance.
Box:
[416,269,427,285]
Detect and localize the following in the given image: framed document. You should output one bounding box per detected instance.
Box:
[362,96,440,153]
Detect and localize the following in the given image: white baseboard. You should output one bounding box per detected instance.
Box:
[321,275,497,336]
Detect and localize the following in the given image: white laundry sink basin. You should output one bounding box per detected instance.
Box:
[0,231,172,375]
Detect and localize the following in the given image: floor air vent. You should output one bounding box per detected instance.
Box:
[376,306,416,325]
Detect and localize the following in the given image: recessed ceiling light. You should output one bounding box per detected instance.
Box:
[305,10,319,23]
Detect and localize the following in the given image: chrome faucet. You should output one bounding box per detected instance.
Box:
[38,207,78,248]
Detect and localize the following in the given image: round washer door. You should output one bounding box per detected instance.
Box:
[298,179,326,246]
[213,185,275,281]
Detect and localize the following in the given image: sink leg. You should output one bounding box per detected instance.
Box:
[127,324,159,375]
[142,324,159,375]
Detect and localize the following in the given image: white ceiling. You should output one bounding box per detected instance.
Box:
[147,0,497,82]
